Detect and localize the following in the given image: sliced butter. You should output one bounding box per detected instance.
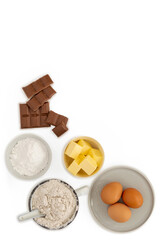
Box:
[77,139,92,155]
[67,154,85,175]
[75,154,85,164]
[88,148,103,166]
[65,141,82,159]
[80,155,97,175]
[67,160,81,175]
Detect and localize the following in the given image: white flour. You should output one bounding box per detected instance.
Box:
[31,179,78,229]
[9,137,48,176]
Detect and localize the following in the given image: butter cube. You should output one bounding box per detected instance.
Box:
[75,154,85,164]
[68,160,81,175]
[68,154,85,175]
[89,148,103,166]
[77,139,92,155]
[65,141,82,159]
[80,155,97,175]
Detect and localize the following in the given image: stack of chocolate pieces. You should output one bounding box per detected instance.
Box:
[20,74,68,137]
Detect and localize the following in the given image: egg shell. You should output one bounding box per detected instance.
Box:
[108,203,132,223]
[101,182,123,204]
[122,188,143,208]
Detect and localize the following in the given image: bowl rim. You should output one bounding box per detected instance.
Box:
[5,133,52,180]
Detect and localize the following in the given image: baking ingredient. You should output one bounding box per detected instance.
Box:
[46,111,68,137]
[67,160,81,175]
[9,137,48,176]
[108,203,131,223]
[65,141,82,159]
[31,179,78,229]
[68,154,85,175]
[21,74,69,136]
[122,188,143,208]
[101,182,123,204]
[77,139,92,155]
[22,74,53,98]
[52,121,68,137]
[19,102,50,129]
[75,154,85,163]
[46,110,68,126]
[88,148,103,166]
[65,139,103,176]
[27,86,56,111]
[80,155,97,175]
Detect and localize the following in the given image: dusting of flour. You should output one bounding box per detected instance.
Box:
[9,137,48,176]
[31,179,78,229]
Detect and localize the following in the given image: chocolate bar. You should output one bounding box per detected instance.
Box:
[46,111,68,126]
[27,86,56,111]
[52,122,68,137]
[22,74,53,98]
[20,102,50,128]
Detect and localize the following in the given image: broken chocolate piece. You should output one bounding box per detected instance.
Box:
[46,111,59,126]
[27,86,56,111]
[56,114,68,126]
[46,110,68,126]
[52,122,68,137]
[20,102,50,128]
[22,74,53,98]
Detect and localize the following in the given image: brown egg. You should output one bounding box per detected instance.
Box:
[101,182,123,204]
[108,203,132,223]
[122,188,143,208]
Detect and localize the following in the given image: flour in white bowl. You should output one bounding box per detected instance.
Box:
[31,179,78,229]
[9,137,48,176]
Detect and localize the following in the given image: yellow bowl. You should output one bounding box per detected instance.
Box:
[64,136,104,178]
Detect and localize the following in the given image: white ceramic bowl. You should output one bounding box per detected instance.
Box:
[5,133,52,180]
[88,166,154,232]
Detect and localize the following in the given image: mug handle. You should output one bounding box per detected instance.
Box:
[75,185,89,197]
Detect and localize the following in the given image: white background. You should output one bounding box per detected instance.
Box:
[0,0,160,239]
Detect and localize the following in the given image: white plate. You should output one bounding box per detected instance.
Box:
[88,166,154,232]
[5,133,52,180]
